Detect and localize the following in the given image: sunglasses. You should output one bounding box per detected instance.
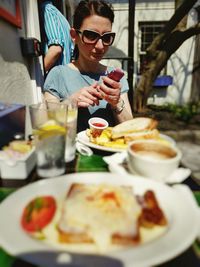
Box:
[76,29,116,46]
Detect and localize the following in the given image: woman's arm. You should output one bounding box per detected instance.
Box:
[44,92,60,102]
[44,83,102,107]
[111,93,133,123]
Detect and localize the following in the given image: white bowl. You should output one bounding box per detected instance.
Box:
[127,140,182,182]
[0,148,36,179]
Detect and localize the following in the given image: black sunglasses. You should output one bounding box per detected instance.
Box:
[76,29,115,46]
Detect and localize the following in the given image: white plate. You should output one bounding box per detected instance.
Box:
[77,131,176,153]
[77,130,124,152]
[0,173,198,267]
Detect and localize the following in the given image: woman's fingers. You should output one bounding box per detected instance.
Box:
[77,86,100,107]
[102,76,119,92]
[101,78,121,95]
[98,78,121,105]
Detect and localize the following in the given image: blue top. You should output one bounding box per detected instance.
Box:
[41,1,74,66]
[43,65,129,131]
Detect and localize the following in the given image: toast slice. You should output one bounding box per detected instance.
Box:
[124,129,160,143]
[112,117,158,139]
[57,183,142,250]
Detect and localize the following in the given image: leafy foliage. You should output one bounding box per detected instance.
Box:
[161,102,200,122]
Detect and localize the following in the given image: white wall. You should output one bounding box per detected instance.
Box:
[166,5,198,104]
[0,0,43,105]
[0,20,35,105]
[135,1,174,105]
[0,0,44,137]
[112,4,129,57]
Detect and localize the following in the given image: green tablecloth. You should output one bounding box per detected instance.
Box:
[0,154,199,267]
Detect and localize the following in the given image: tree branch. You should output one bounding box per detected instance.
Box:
[147,0,198,54]
[161,23,200,55]
[162,0,198,36]
[182,23,200,39]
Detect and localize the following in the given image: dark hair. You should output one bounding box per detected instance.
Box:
[73,0,114,29]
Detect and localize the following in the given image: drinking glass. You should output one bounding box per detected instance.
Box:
[29,102,68,178]
[62,98,78,162]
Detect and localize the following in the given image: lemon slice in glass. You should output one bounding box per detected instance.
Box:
[34,121,66,140]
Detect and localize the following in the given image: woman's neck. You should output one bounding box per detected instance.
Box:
[73,59,106,74]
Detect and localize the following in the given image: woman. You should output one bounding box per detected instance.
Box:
[43,0,133,132]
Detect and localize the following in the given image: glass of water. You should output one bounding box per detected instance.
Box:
[29,102,68,178]
[62,98,78,162]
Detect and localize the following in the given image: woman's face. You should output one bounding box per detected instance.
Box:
[74,15,113,63]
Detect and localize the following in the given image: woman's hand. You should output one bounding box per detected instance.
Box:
[71,82,102,108]
[98,76,121,107]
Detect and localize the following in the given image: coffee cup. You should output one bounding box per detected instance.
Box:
[127,140,182,182]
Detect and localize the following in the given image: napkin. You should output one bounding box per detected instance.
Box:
[103,152,191,184]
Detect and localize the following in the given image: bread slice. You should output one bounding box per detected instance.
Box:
[7,140,32,153]
[57,183,142,249]
[112,117,158,139]
[124,129,160,143]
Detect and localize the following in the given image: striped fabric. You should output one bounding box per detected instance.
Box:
[41,1,74,66]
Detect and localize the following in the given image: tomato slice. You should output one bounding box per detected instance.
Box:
[21,196,56,232]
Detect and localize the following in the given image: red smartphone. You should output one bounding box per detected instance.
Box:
[107,68,124,82]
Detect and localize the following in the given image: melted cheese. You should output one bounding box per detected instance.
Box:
[58,184,142,251]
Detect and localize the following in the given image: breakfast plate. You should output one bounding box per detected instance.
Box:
[77,130,176,153]
[77,130,124,152]
[0,173,199,267]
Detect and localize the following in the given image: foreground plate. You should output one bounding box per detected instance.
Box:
[0,173,198,267]
[77,130,176,153]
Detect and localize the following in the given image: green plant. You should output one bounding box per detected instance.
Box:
[164,102,200,122]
